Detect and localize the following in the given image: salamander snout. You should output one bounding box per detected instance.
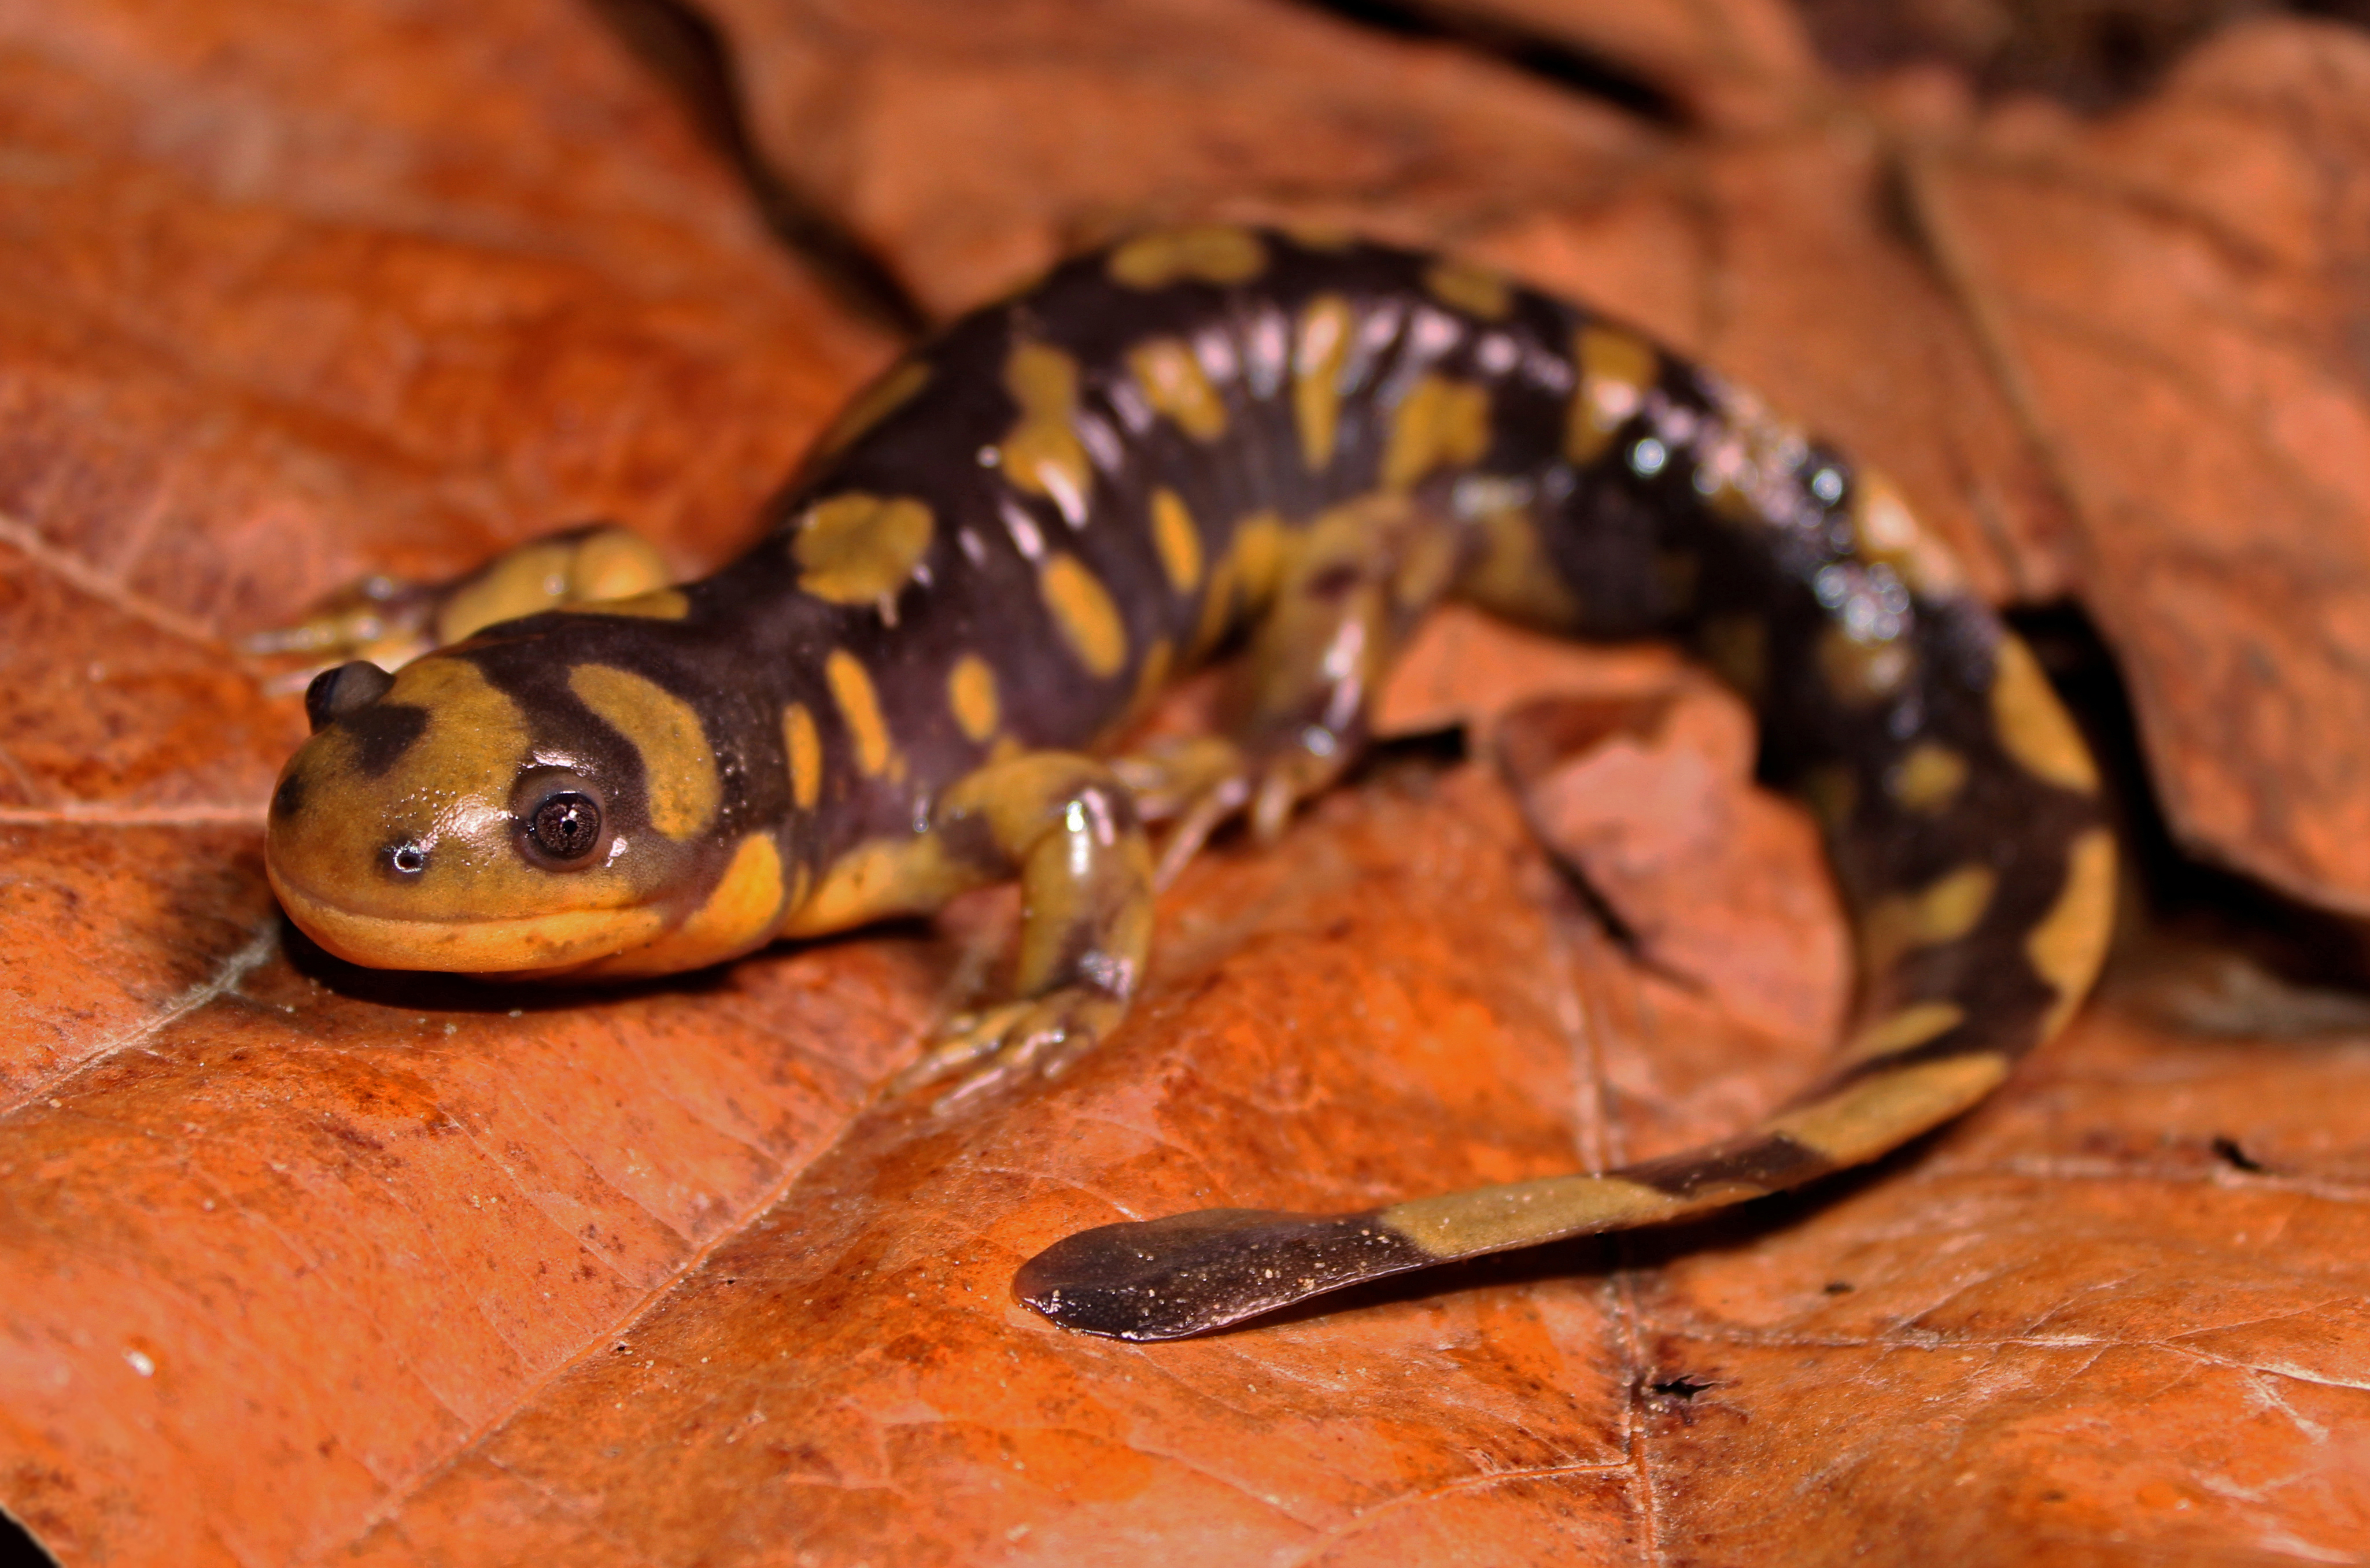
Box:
[265,652,676,975]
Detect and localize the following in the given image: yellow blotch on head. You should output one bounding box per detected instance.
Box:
[825,650,894,778]
[1567,324,1659,463]
[1839,1000,1965,1065]
[1128,338,1227,441]
[573,831,786,979]
[2028,828,2117,1039]
[948,653,1001,744]
[782,702,822,810]
[1767,1053,2010,1166]
[1150,488,1204,594]
[1039,553,1128,679]
[1422,258,1512,320]
[569,664,719,841]
[1889,742,1969,813]
[1107,225,1267,289]
[1863,863,1996,974]
[792,493,935,606]
[1381,375,1490,492]
[813,359,929,458]
[996,341,1091,511]
[1293,294,1354,472]
[1990,634,2099,794]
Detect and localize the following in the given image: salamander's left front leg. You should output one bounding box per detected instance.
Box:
[248,522,675,680]
[893,753,1156,1104]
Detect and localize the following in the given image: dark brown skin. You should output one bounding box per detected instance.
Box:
[263,226,2113,1339]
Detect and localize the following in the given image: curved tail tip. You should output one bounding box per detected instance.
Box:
[1014,1205,1434,1340]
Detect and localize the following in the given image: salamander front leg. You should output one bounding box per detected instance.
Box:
[246,523,674,682]
[1121,497,1461,885]
[891,753,1156,1106]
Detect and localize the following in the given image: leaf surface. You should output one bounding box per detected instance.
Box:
[3,3,2369,1565]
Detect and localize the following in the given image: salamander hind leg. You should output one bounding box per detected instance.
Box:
[891,752,1156,1108]
[248,523,675,686]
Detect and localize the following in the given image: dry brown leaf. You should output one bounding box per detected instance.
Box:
[1910,19,2370,914]
[4,1,2370,1565]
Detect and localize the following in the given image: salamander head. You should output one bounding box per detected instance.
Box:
[267,641,787,979]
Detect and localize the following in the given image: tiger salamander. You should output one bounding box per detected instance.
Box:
[263,226,2114,1341]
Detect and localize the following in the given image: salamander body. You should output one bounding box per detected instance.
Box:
[265,226,2114,1339]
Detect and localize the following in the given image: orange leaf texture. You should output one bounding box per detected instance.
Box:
[5,1,2370,1565]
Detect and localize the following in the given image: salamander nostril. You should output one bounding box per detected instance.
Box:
[387,841,429,876]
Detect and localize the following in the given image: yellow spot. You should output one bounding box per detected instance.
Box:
[2028,829,2117,1039]
[1193,510,1286,656]
[791,493,935,605]
[1293,294,1354,472]
[584,832,787,978]
[1818,624,1914,705]
[1128,339,1227,441]
[1864,864,1996,974]
[813,360,929,458]
[996,341,1091,512]
[1107,225,1267,289]
[782,703,822,810]
[1458,505,1580,630]
[1386,1174,1678,1258]
[1839,1001,1965,1065]
[1381,375,1490,491]
[1991,635,2098,794]
[1568,324,1658,463]
[1039,553,1128,678]
[1889,743,1969,813]
[825,650,894,778]
[569,664,719,841]
[1422,258,1512,320]
[1854,470,1965,595]
[1767,1053,2010,1165]
[948,654,1001,744]
[1150,489,1204,594]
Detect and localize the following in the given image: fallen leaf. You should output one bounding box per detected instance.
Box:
[5,1,2370,1565]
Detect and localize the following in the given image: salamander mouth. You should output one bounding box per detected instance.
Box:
[267,861,666,975]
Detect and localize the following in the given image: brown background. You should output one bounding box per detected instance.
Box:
[3,0,2370,1563]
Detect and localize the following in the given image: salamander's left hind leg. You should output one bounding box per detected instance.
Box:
[247,523,674,681]
[1121,494,1464,884]
[888,753,1156,1105]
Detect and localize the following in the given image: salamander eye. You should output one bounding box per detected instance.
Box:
[525,792,603,867]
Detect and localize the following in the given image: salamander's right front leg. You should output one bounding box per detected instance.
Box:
[248,523,674,678]
[882,753,1156,1106]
